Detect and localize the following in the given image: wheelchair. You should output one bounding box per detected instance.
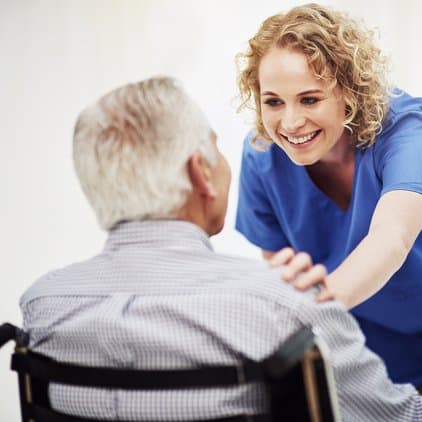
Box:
[0,322,340,422]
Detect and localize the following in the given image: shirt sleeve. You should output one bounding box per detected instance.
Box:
[235,134,289,252]
[297,297,422,421]
[376,108,422,196]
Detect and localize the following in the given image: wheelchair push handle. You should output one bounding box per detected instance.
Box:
[0,323,29,348]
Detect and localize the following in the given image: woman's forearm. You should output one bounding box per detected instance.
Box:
[326,227,410,309]
[322,190,422,309]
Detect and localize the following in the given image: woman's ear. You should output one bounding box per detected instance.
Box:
[188,153,217,198]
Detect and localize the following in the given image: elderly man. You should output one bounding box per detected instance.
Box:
[20,77,422,421]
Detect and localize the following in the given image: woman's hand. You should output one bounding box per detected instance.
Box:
[265,247,336,302]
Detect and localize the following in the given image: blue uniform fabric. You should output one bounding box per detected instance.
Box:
[236,90,422,386]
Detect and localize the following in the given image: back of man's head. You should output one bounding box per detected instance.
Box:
[73,77,215,229]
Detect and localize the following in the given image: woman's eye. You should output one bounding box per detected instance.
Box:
[301,97,319,105]
[263,98,282,107]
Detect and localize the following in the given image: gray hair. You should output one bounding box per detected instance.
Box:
[73,77,215,229]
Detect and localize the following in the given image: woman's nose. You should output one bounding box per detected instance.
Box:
[280,110,306,133]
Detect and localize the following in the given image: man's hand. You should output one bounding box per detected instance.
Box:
[266,247,334,302]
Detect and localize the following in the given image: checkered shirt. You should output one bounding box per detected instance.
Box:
[20,220,422,421]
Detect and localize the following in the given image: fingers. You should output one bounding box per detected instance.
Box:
[316,288,335,303]
[293,264,327,290]
[269,249,333,303]
[268,247,295,267]
[281,252,313,281]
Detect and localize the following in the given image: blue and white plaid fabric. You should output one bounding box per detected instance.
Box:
[20,220,422,421]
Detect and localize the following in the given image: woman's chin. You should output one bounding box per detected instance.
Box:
[272,139,322,166]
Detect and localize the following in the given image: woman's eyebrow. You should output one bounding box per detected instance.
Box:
[261,91,278,96]
[261,88,324,97]
[298,89,324,96]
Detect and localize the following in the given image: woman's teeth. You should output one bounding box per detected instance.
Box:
[285,130,319,144]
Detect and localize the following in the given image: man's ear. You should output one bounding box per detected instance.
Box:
[188,153,217,198]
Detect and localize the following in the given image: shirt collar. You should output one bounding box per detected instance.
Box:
[104,219,213,252]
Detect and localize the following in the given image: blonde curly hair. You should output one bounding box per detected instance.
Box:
[237,3,391,148]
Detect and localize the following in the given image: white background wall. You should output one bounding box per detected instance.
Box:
[0,1,420,419]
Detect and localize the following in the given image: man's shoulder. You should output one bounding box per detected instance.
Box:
[20,247,308,313]
[204,252,314,307]
[19,253,105,306]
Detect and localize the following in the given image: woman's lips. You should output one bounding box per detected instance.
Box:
[281,129,322,147]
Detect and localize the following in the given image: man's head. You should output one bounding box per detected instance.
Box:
[73,76,230,235]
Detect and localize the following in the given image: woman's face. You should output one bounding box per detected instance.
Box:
[258,47,348,166]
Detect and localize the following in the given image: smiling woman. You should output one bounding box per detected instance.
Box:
[235,3,422,388]
[258,48,349,166]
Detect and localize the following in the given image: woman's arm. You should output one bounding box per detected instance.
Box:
[316,190,422,308]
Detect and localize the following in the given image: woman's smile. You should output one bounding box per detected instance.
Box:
[280,129,322,146]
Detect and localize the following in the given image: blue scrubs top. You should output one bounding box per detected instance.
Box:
[236,91,422,386]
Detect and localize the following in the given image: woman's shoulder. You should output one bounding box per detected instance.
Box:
[369,89,422,177]
[388,89,422,112]
[381,89,422,137]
